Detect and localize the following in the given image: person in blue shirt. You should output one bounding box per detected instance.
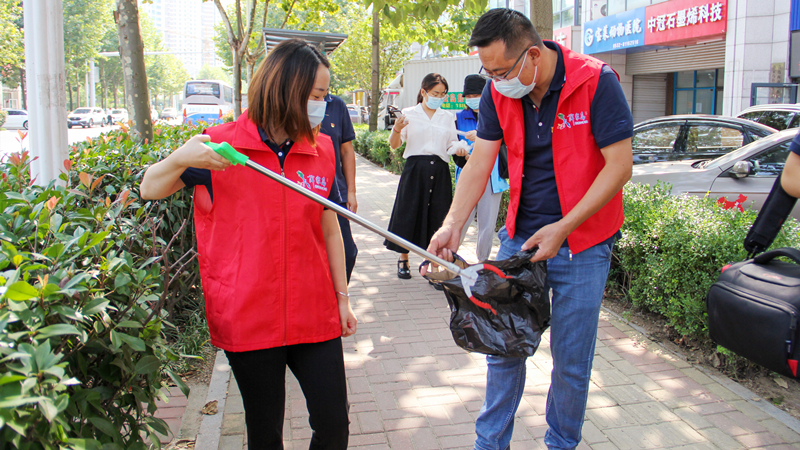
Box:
[453,74,509,261]
[320,94,359,283]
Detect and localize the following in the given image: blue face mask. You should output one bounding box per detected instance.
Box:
[465,98,481,110]
[308,99,327,128]
[426,95,445,110]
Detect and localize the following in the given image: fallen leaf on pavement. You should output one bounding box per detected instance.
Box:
[775,377,789,389]
[200,400,218,415]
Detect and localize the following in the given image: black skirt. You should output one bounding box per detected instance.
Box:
[385,155,453,254]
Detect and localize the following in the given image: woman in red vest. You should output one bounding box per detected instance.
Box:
[140,39,357,450]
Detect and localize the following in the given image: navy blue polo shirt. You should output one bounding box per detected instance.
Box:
[180,129,341,204]
[476,41,633,242]
[791,129,800,156]
[320,95,356,201]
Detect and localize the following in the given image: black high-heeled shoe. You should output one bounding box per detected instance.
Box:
[397,259,411,279]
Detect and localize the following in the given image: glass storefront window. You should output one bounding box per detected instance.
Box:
[676,72,694,89]
[627,0,650,8]
[608,0,626,15]
[695,70,715,88]
[716,68,724,87]
[675,91,693,115]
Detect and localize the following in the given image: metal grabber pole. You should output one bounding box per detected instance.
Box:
[208,142,477,282]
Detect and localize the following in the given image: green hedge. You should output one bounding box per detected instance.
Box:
[613,182,800,339]
[0,110,7,128]
[353,129,406,175]
[0,123,204,449]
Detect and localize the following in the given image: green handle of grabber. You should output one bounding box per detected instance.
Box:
[208,142,249,166]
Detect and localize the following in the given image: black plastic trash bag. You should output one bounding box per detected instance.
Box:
[422,250,549,358]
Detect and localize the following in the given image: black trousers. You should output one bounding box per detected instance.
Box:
[225,338,349,450]
[336,203,358,283]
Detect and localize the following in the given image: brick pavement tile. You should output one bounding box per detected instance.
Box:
[349,432,389,446]
[351,401,378,413]
[697,427,746,449]
[635,362,679,374]
[591,356,614,371]
[626,373,661,392]
[596,346,623,362]
[422,405,451,426]
[511,420,534,442]
[154,406,184,419]
[155,394,188,408]
[417,393,462,407]
[590,369,633,387]
[589,442,622,450]
[654,377,709,397]
[644,369,687,381]
[218,434,244,450]
[735,432,788,448]
[581,420,611,445]
[703,381,746,402]
[382,416,428,431]
[604,426,662,449]
[585,406,639,429]
[445,403,474,424]
[648,421,708,446]
[606,358,641,376]
[679,367,716,385]
[438,433,476,449]
[705,411,769,436]
[673,407,715,430]
[410,427,441,450]
[621,401,680,425]
[688,400,738,416]
[386,430,413,448]
[603,384,654,405]
[356,411,384,434]
[759,418,800,444]
[597,326,628,340]
[432,423,475,437]
[585,391,619,409]
[225,394,244,414]
[221,412,246,436]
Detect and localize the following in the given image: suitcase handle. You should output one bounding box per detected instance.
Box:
[753,248,800,265]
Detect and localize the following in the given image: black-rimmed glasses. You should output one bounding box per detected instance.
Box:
[478,48,529,82]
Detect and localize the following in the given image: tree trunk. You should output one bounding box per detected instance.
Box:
[100,63,107,109]
[530,0,553,40]
[369,8,380,132]
[114,0,153,144]
[67,82,73,111]
[19,68,26,110]
[233,51,242,118]
[113,86,117,108]
[246,59,255,83]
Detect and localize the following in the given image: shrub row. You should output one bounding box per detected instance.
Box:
[612,182,800,341]
[0,123,204,449]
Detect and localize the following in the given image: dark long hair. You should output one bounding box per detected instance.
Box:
[416,73,449,104]
[247,39,329,144]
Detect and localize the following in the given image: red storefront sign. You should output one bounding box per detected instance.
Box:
[644,0,726,46]
[553,26,573,50]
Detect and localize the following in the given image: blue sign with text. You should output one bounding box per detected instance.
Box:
[583,7,646,54]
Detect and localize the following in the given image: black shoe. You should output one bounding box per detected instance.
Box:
[397,259,411,279]
[429,280,444,291]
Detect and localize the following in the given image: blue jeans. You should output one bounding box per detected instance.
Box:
[474,227,614,450]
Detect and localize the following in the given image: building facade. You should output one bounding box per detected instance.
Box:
[500,0,797,123]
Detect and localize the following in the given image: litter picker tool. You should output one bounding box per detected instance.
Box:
[208,142,478,283]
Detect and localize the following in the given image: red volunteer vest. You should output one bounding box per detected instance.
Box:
[196,113,340,352]
[491,42,624,254]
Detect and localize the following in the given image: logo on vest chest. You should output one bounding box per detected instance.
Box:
[556,112,589,130]
[296,170,329,193]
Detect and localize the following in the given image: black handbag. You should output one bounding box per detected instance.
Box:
[744,174,797,257]
[706,248,800,378]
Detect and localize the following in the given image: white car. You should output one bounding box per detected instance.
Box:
[630,129,800,220]
[108,108,129,125]
[68,107,106,128]
[3,109,28,129]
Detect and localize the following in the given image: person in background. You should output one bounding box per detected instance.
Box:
[781,129,800,198]
[452,74,509,261]
[321,94,359,283]
[425,9,633,450]
[386,73,463,280]
[139,39,356,450]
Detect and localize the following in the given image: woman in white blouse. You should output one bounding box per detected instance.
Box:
[386,73,464,280]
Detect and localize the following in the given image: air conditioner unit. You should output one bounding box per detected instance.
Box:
[590,0,607,21]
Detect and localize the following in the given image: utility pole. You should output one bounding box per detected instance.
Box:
[23,0,69,186]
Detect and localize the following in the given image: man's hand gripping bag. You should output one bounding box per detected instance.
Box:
[706,248,800,378]
[423,250,550,358]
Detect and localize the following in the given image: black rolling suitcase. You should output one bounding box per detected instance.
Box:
[706,174,800,378]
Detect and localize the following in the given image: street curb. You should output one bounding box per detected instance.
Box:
[194,350,231,450]
[601,306,800,435]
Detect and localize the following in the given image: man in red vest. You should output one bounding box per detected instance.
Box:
[427,9,633,450]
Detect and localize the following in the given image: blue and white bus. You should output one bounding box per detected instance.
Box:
[182,80,234,125]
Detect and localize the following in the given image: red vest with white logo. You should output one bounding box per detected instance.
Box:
[196,113,340,352]
[490,42,624,254]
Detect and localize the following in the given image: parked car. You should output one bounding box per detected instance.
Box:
[630,128,800,219]
[735,104,800,131]
[68,107,106,128]
[160,107,178,119]
[107,108,129,125]
[347,105,362,125]
[3,109,28,129]
[632,115,777,164]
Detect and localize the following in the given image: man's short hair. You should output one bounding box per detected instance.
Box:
[468,9,543,58]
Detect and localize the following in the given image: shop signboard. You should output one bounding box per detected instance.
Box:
[442,92,465,110]
[553,26,573,50]
[643,0,727,46]
[583,7,646,54]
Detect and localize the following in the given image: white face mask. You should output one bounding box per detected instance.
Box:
[493,51,537,99]
[308,99,327,128]
[426,95,445,110]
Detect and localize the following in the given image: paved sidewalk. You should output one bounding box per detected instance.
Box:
[168,154,800,450]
